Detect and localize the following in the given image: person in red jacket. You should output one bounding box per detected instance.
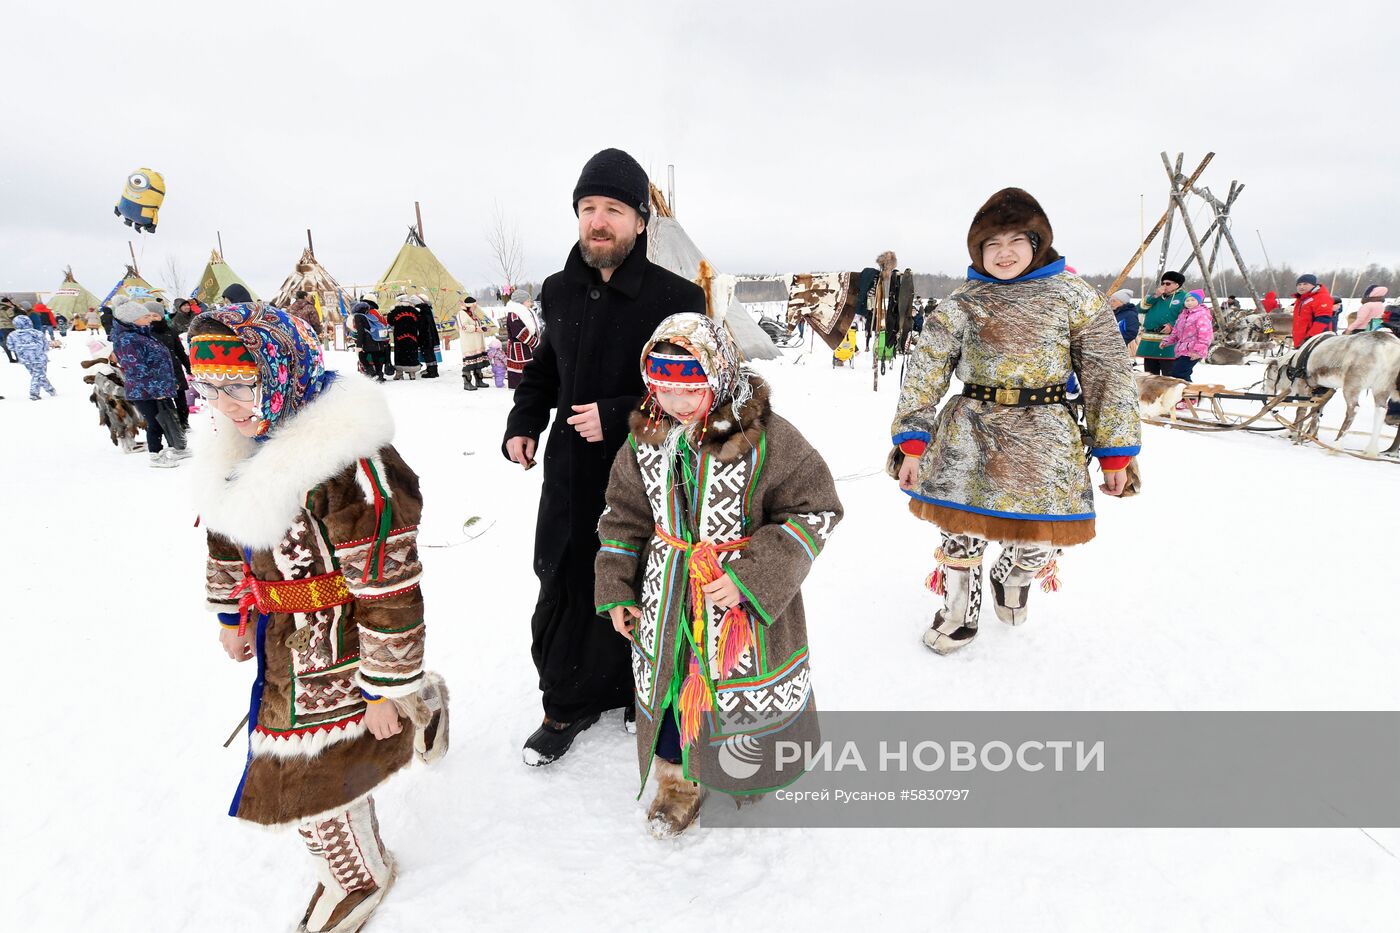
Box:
[1291,274,1334,347]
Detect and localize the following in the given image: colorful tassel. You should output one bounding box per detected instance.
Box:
[676,657,713,747]
[716,606,753,678]
[1037,559,1061,593]
[926,566,946,595]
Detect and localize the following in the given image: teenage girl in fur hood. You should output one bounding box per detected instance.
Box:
[891,188,1141,655]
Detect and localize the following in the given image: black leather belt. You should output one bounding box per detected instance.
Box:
[961,382,1068,406]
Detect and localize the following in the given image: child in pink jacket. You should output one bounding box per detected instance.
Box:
[1162,289,1213,381]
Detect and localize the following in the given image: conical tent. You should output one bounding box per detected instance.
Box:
[193,250,259,306]
[272,247,345,320]
[48,267,101,323]
[644,185,779,360]
[372,228,466,339]
[101,265,165,308]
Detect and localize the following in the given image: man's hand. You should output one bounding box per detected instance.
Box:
[219,625,255,662]
[364,699,403,740]
[505,436,536,469]
[1154,285,1167,298]
[1099,470,1129,497]
[898,454,920,491]
[1161,323,1173,333]
[567,403,603,442]
[609,604,641,639]
[701,575,742,612]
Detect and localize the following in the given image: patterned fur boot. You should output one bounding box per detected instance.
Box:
[922,534,986,655]
[989,544,1060,626]
[647,760,707,838]
[296,797,397,933]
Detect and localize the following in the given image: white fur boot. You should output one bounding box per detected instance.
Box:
[990,544,1060,626]
[922,534,986,655]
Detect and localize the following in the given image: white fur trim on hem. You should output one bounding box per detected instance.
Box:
[190,374,395,550]
[250,717,366,759]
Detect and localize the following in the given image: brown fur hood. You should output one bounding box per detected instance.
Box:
[628,373,772,463]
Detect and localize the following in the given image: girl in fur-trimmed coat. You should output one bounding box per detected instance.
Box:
[892,188,1141,655]
[188,304,447,933]
[596,313,842,837]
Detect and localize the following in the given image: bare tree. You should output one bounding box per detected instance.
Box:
[161,255,188,299]
[485,200,526,290]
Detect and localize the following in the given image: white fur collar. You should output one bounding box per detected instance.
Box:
[191,374,395,549]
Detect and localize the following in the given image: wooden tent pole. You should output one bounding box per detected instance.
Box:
[217,230,224,259]
[415,201,424,242]
[128,241,139,275]
[1161,153,1223,330]
[1104,152,1213,297]
[307,228,315,256]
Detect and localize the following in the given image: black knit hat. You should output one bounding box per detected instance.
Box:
[1161,271,1186,286]
[222,283,253,304]
[572,148,650,225]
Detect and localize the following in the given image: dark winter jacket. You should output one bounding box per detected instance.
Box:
[503,231,706,580]
[170,306,195,335]
[110,318,178,401]
[351,303,390,351]
[390,302,421,367]
[100,306,114,335]
[414,302,440,360]
[1114,303,1141,343]
[149,319,192,391]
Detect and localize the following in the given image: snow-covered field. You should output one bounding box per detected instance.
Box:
[6,338,1398,932]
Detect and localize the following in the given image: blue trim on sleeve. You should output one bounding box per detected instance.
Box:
[967,257,1067,284]
[892,431,932,445]
[599,546,639,558]
[1090,446,1141,457]
[902,487,1095,522]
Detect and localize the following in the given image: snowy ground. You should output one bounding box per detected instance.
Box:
[6,337,1399,932]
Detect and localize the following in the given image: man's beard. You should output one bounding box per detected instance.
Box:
[580,229,637,271]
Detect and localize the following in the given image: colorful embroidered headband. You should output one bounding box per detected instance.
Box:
[645,351,708,390]
[190,334,258,381]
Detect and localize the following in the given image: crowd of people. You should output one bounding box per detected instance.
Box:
[344,289,541,392]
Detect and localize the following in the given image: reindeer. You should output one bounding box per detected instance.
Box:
[1263,331,1400,457]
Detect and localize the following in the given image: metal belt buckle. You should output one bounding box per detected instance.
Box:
[995,387,1020,405]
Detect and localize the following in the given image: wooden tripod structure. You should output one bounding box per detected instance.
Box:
[1108,152,1265,333]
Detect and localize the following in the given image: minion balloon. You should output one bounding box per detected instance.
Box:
[115,168,166,233]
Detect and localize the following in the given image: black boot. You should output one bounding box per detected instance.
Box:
[463,372,477,391]
[522,713,600,766]
[473,369,488,388]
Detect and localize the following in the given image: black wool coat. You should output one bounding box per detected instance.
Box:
[503,231,705,581]
[414,303,440,358]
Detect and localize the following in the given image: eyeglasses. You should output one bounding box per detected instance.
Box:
[192,381,257,402]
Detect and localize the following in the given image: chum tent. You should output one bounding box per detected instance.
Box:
[272,247,345,322]
[644,184,779,361]
[193,250,259,306]
[371,227,466,340]
[48,267,101,323]
[101,266,165,308]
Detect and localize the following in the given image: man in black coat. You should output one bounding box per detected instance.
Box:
[504,148,706,765]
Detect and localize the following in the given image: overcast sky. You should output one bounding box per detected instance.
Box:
[3,0,1395,300]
